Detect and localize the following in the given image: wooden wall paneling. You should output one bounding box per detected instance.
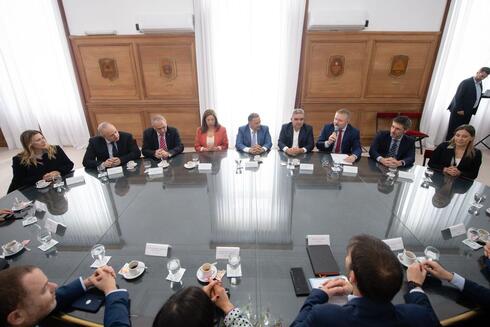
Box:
[137,38,198,101]
[365,40,435,98]
[73,41,141,101]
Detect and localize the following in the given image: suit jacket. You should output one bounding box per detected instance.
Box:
[316,123,362,159]
[8,146,74,193]
[277,122,314,152]
[460,277,490,309]
[369,131,415,167]
[447,77,482,116]
[83,131,141,169]
[142,127,184,159]
[291,289,440,327]
[235,124,272,152]
[43,278,131,327]
[428,142,482,180]
[194,126,229,151]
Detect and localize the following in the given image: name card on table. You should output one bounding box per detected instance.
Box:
[443,223,466,238]
[245,161,259,168]
[107,166,123,176]
[383,237,404,251]
[146,167,163,176]
[299,163,314,171]
[145,243,170,257]
[45,218,67,235]
[66,175,85,186]
[307,234,330,246]
[216,246,240,260]
[198,163,212,171]
[342,166,358,176]
[398,171,414,181]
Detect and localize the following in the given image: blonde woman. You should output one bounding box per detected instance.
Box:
[428,124,482,180]
[8,130,74,193]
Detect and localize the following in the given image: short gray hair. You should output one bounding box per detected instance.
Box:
[151,115,166,125]
[97,121,112,134]
[248,113,260,122]
[292,108,304,116]
[336,108,351,119]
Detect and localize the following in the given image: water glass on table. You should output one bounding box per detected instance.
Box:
[91,244,106,265]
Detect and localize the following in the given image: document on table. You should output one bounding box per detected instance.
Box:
[216,246,240,260]
[383,237,404,251]
[330,154,352,165]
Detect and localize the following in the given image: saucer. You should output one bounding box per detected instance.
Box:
[2,242,24,257]
[184,162,197,169]
[397,253,420,268]
[196,265,217,283]
[158,161,170,168]
[122,261,146,280]
[35,180,51,189]
[12,201,32,212]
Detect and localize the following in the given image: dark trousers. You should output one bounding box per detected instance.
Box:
[446,110,472,140]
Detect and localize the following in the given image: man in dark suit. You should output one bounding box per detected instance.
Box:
[423,244,490,309]
[446,67,490,140]
[316,108,362,163]
[278,108,314,155]
[82,122,141,169]
[235,113,272,154]
[142,115,184,160]
[291,234,440,327]
[0,265,130,327]
[369,115,415,167]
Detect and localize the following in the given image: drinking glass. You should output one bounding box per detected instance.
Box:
[91,244,106,264]
[37,227,52,245]
[387,167,397,178]
[167,258,181,275]
[97,164,108,182]
[424,246,440,261]
[143,160,152,169]
[192,154,199,164]
[53,175,63,192]
[287,158,293,169]
[228,254,241,269]
[424,168,434,179]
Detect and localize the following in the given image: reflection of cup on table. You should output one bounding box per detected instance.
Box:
[199,263,213,280]
[228,254,241,269]
[401,249,417,265]
[127,260,140,277]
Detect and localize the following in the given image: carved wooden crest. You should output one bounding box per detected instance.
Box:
[390,55,409,77]
[98,58,118,81]
[327,55,345,77]
[160,58,177,81]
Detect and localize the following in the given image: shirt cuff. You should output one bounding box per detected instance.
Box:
[282,146,289,152]
[106,289,128,297]
[262,146,268,152]
[449,273,465,291]
[79,277,87,292]
[400,160,405,166]
[302,147,307,153]
[409,287,425,294]
[243,147,251,153]
[325,141,330,148]
[376,156,382,162]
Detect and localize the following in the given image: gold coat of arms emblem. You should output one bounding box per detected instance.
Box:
[390,55,409,77]
[161,58,177,81]
[327,55,345,77]
[99,58,118,81]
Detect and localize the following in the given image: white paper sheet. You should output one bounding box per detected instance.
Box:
[331,154,352,165]
[307,235,330,246]
[216,246,240,260]
[383,237,404,251]
[145,243,169,257]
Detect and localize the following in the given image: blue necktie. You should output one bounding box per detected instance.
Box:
[252,132,257,146]
[388,139,399,158]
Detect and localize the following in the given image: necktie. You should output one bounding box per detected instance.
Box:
[159,133,168,151]
[334,129,343,154]
[252,132,257,146]
[111,142,119,157]
[388,139,399,158]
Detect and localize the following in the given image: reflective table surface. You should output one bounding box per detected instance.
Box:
[1,151,489,326]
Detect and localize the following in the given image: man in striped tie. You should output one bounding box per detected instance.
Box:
[369,116,415,168]
[142,115,184,160]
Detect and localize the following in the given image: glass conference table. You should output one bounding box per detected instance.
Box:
[1,151,489,326]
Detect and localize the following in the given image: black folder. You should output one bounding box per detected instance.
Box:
[306,244,340,277]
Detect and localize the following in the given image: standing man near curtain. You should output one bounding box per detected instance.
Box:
[446,67,490,140]
[142,115,184,160]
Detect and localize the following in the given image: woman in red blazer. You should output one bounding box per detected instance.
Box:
[194,109,229,152]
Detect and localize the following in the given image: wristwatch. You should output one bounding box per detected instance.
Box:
[407,281,422,291]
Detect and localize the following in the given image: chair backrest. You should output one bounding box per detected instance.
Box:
[375,112,398,132]
[422,149,433,166]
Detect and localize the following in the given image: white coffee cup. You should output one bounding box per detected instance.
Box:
[127,260,140,277]
[199,263,214,280]
[36,180,48,188]
[401,249,417,266]
[127,161,136,168]
[3,240,22,253]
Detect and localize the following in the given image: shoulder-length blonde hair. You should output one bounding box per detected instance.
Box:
[449,124,476,159]
[18,130,57,166]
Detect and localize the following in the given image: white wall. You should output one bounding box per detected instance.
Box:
[62,0,194,35]
[309,0,447,31]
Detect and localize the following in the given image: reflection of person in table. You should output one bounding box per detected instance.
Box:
[8,130,74,193]
[430,171,474,208]
[429,124,482,180]
[422,245,490,310]
[446,67,490,140]
[153,279,251,327]
[0,265,130,327]
[291,234,439,327]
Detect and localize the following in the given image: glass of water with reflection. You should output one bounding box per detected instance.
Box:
[37,227,52,246]
[91,244,106,264]
[424,246,440,261]
[167,258,181,276]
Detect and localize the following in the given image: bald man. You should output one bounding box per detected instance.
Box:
[82,122,141,169]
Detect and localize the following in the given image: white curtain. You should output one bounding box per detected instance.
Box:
[194,0,306,148]
[420,0,490,148]
[0,0,89,149]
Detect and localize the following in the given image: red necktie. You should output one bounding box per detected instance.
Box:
[334,129,343,153]
[159,133,168,151]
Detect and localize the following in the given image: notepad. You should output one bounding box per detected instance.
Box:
[306,244,339,277]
